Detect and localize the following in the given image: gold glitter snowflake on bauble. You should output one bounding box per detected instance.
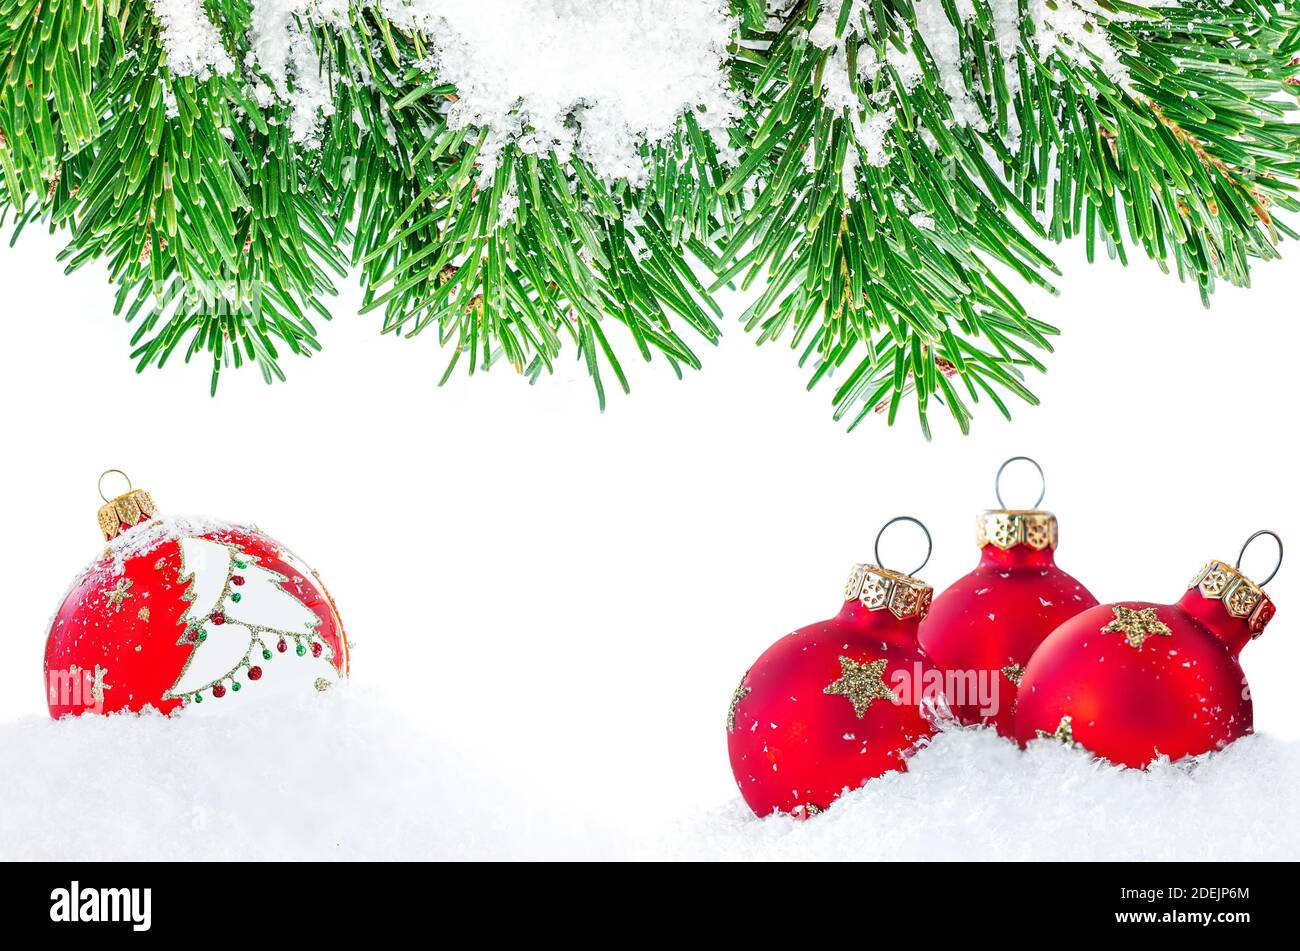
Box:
[106,577,134,612]
[1101,605,1172,648]
[823,657,896,718]
[1001,664,1024,686]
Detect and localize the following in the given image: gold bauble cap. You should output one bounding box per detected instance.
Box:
[976,510,1058,551]
[979,457,1057,550]
[843,563,933,621]
[844,516,934,620]
[96,470,158,541]
[1189,562,1276,639]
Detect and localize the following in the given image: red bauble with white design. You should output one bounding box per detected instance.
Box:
[919,508,1096,736]
[44,478,349,718]
[1014,553,1278,767]
[727,560,943,818]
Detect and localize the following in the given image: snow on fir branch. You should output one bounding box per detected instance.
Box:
[150,0,237,79]
[808,0,1150,170]
[162,0,740,183]
[384,0,741,184]
[246,0,344,147]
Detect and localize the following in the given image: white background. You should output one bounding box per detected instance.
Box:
[0,226,1295,831]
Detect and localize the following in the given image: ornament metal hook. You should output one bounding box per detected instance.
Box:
[995,456,1046,510]
[874,516,933,578]
[98,469,133,503]
[1236,530,1283,587]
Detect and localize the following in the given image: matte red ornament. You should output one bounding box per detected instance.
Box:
[919,459,1097,736]
[44,473,350,718]
[727,520,945,817]
[1015,535,1281,767]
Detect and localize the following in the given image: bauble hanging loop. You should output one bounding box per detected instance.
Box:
[994,455,1046,509]
[97,469,132,502]
[1235,529,1283,588]
[874,515,933,578]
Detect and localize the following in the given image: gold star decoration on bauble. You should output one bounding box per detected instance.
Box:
[1001,664,1024,686]
[823,656,896,718]
[106,577,134,612]
[1101,605,1172,649]
[1036,715,1078,747]
[726,671,751,733]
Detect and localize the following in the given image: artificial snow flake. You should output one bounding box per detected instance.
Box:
[855,108,897,168]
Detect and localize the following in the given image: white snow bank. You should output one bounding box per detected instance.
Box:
[675,728,1300,861]
[4,700,1294,860]
[0,687,621,860]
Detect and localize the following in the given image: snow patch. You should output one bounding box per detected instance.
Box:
[379,0,739,183]
[1031,0,1138,91]
[0,688,620,860]
[805,0,1143,172]
[247,0,341,147]
[675,728,1300,861]
[4,704,1293,859]
[151,0,237,79]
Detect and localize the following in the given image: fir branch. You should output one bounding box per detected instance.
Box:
[1,0,1298,433]
[328,7,728,405]
[713,0,1300,434]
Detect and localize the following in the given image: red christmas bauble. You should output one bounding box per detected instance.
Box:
[45,478,349,718]
[727,562,943,817]
[1014,559,1277,766]
[919,509,1096,736]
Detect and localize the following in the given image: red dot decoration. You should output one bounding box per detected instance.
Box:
[212,684,227,699]
[231,575,245,586]
[211,612,225,625]
[311,642,323,658]
[248,665,263,681]
[277,639,288,653]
